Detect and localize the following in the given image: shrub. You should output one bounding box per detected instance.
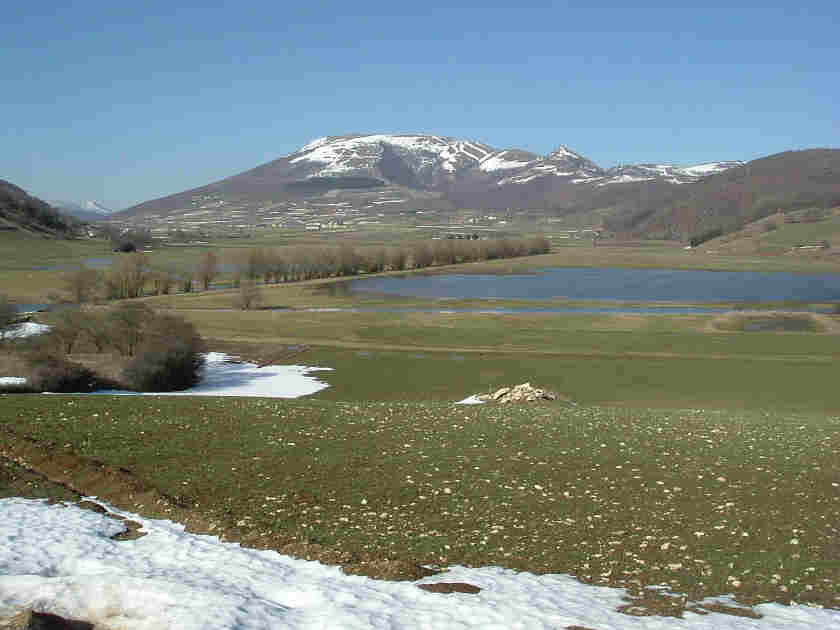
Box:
[27,352,99,393]
[689,227,724,248]
[0,295,17,334]
[107,302,155,356]
[121,314,206,392]
[122,343,205,391]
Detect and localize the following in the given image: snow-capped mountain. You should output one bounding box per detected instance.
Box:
[600,161,744,186]
[119,133,746,219]
[495,146,604,186]
[82,200,113,214]
[51,200,113,221]
[286,135,605,186]
[285,134,739,189]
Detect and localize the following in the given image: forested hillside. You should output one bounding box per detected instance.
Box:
[0,180,79,236]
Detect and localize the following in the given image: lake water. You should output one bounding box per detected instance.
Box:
[349,267,840,304]
[33,257,114,272]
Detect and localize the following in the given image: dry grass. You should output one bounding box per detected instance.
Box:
[710,311,839,333]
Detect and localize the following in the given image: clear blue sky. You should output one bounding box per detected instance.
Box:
[3,0,838,209]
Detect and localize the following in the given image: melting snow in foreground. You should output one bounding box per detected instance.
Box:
[96,352,332,398]
[0,499,836,629]
[0,322,51,339]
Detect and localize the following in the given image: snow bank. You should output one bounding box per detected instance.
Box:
[96,352,332,398]
[456,395,486,405]
[0,498,835,629]
[0,322,51,339]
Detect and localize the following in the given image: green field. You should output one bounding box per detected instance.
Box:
[2,225,840,303]
[3,229,840,615]
[2,394,838,609]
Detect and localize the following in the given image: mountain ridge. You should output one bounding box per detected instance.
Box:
[117,133,743,220]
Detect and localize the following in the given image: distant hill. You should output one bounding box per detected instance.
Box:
[112,134,838,243]
[114,133,740,221]
[594,149,840,238]
[0,180,80,236]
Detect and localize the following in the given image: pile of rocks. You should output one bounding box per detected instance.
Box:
[474,382,560,404]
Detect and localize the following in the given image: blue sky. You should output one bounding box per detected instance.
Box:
[3,0,838,209]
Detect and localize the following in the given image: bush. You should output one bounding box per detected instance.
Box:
[689,227,724,248]
[122,343,205,391]
[27,352,99,393]
[121,314,206,391]
[0,294,17,331]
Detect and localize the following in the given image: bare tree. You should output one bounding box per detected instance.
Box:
[50,308,90,354]
[387,247,407,271]
[77,310,111,352]
[105,253,148,299]
[107,302,154,356]
[234,277,262,310]
[337,244,358,276]
[0,295,17,338]
[365,247,387,273]
[62,267,100,303]
[151,267,177,295]
[196,251,219,290]
[411,242,434,268]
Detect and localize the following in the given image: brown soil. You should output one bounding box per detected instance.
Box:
[416,582,481,594]
[0,432,439,582]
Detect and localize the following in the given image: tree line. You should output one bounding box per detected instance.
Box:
[60,235,551,303]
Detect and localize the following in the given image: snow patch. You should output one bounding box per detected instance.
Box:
[0,498,836,630]
[479,152,535,172]
[456,395,486,405]
[95,352,332,398]
[1,322,51,339]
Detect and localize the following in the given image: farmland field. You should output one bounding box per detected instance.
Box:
[2,231,840,616]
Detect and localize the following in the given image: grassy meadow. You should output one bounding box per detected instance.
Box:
[3,227,840,614]
[2,394,839,610]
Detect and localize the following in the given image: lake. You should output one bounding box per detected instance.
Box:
[349,267,840,304]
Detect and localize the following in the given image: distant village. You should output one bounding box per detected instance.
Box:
[98,192,606,244]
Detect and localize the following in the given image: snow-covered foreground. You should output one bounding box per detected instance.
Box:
[96,352,332,398]
[0,499,835,629]
[0,322,51,339]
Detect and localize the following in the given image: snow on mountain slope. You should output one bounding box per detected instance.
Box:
[497,146,604,185]
[83,200,113,214]
[598,161,744,186]
[290,134,498,178]
[679,161,744,176]
[284,135,739,191]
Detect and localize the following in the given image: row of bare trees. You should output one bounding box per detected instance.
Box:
[229,236,551,285]
[59,236,550,303]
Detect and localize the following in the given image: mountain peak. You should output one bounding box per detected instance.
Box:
[548,145,582,159]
